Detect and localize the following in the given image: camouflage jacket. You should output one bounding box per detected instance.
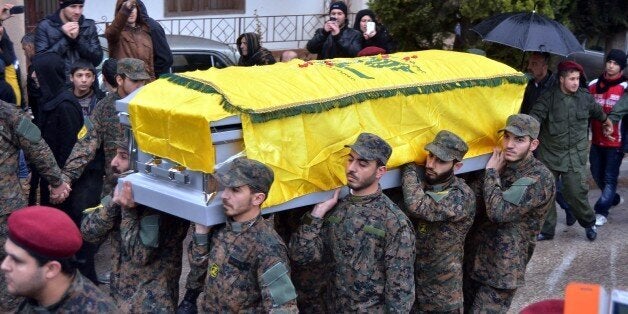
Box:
[190,215,298,313]
[0,101,62,215]
[16,272,117,313]
[63,93,121,196]
[81,196,189,312]
[469,155,555,289]
[289,188,416,313]
[401,164,475,312]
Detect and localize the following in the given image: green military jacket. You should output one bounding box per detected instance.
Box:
[529,87,607,171]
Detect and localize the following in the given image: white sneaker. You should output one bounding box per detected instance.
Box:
[595,214,607,226]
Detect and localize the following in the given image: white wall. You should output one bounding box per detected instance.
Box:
[83,1,328,23]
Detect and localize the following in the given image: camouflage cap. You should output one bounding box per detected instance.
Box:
[110,131,130,151]
[499,114,540,139]
[117,58,150,81]
[215,157,274,194]
[345,133,392,165]
[424,130,468,162]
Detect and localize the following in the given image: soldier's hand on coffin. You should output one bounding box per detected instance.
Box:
[113,181,136,208]
[311,189,340,218]
[485,147,505,172]
[49,182,71,204]
[402,162,426,185]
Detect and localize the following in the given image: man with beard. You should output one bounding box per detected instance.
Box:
[2,206,115,312]
[35,0,102,81]
[464,114,555,312]
[530,61,613,241]
[587,49,627,226]
[289,133,415,312]
[81,133,189,312]
[307,1,362,60]
[56,58,149,205]
[400,130,475,313]
[189,157,298,312]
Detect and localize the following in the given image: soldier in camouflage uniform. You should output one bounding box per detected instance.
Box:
[189,157,298,312]
[81,133,189,312]
[465,114,556,313]
[3,206,116,313]
[401,130,475,313]
[60,58,149,200]
[0,101,71,311]
[289,133,416,312]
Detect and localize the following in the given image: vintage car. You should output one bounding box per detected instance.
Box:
[116,50,527,226]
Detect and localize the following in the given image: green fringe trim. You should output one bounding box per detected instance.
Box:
[164,73,220,95]
[164,73,527,124]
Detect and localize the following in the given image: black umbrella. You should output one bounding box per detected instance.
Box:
[471,11,584,56]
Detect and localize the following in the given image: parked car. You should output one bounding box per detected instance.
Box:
[99,34,239,74]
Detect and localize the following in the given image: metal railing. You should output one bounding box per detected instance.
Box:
[95,13,347,47]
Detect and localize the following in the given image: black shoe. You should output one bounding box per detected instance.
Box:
[536,233,554,241]
[585,226,597,241]
[176,300,197,314]
[565,211,576,226]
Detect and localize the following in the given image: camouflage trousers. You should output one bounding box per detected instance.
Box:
[464,279,515,314]
[0,214,23,312]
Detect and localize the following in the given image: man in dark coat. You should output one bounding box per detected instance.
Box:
[307,1,362,60]
[30,52,83,208]
[34,0,103,80]
[137,0,173,77]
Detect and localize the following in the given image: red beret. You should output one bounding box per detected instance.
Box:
[8,206,82,259]
[557,60,584,75]
[358,46,387,57]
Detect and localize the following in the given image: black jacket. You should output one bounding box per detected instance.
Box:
[34,11,103,78]
[32,52,83,168]
[138,0,173,77]
[352,10,396,53]
[520,71,557,114]
[307,25,362,60]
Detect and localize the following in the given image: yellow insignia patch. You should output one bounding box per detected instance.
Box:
[77,125,87,140]
[209,264,220,278]
[418,223,428,234]
[83,204,103,214]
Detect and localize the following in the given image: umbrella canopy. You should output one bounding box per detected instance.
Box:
[471,11,584,56]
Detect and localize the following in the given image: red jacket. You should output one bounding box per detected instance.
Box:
[589,76,627,147]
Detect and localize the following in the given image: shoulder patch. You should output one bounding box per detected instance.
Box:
[503,176,536,205]
[16,117,41,143]
[261,262,297,307]
[364,225,386,238]
[139,214,161,248]
[425,190,450,203]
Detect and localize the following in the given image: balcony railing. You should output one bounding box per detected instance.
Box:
[95,13,353,47]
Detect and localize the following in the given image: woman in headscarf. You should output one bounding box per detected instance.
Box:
[236,32,276,66]
[106,0,154,80]
[353,9,395,54]
[30,52,83,207]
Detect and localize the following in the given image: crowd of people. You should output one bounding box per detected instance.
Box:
[0,0,626,313]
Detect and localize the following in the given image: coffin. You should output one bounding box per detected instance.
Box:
[116,50,527,225]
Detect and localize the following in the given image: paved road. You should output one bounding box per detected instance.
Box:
[509,164,628,312]
[94,162,628,312]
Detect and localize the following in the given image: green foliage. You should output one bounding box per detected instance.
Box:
[569,0,628,44]
[367,0,460,51]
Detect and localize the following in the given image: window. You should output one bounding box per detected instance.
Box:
[165,0,245,17]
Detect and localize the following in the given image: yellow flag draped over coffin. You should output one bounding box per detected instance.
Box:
[128,50,526,208]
